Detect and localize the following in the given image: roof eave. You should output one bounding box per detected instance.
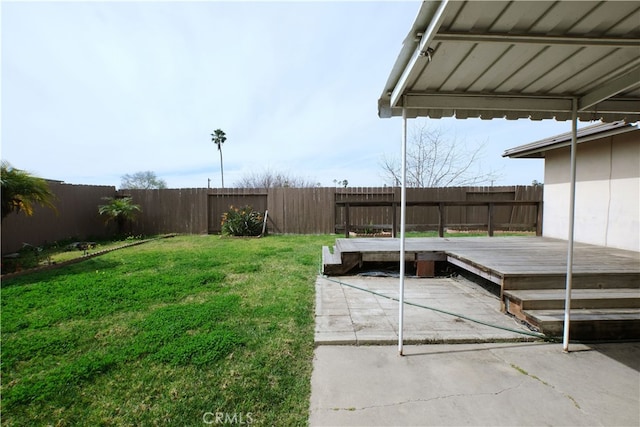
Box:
[503,121,638,158]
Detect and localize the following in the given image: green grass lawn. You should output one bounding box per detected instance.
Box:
[1,234,335,426]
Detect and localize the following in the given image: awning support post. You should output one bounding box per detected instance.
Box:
[563,98,578,352]
[398,107,408,356]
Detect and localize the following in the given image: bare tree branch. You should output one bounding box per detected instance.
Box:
[120,171,167,190]
[379,122,502,187]
[235,168,319,188]
[379,153,401,187]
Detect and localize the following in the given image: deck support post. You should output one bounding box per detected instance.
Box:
[563,98,578,352]
[398,107,408,356]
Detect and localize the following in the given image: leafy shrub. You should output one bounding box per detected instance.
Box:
[1,244,42,274]
[98,196,141,236]
[221,205,264,237]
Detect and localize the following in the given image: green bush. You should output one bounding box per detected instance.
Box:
[221,205,264,236]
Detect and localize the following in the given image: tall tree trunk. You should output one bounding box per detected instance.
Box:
[219,148,225,188]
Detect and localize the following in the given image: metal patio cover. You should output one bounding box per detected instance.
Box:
[378,0,640,354]
[378,0,640,122]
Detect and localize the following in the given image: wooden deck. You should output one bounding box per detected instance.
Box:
[330,236,638,276]
[322,236,640,340]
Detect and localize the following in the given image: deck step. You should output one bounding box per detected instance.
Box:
[522,308,640,340]
[503,273,640,291]
[322,246,341,265]
[504,288,640,310]
[322,246,362,276]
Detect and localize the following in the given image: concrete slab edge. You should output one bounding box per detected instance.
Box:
[315,336,542,346]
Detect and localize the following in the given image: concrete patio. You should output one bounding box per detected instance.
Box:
[315,274,541,345]
[311,274,640,426]
[310,342,640,426]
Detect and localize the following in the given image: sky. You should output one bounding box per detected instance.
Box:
[2,1,581,189]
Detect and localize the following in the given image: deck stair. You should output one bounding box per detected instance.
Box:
[321,237,640,341]
[519,309,640,340]
[503,280,640,340]
[322,245,362,276]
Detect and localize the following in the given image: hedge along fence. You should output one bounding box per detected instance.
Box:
[2,185,542,254]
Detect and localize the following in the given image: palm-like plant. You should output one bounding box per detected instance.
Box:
[1,161,56,221]
[211,129,227,188]
[98,197,141,235]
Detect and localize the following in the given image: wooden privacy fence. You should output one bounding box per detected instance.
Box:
[123,188,210,236]
[333,186,542,235]
[337,200,543,237]
[208,191,268,233]
[206,187,335,234]
[207,186,542,235]
[1,181,117,254]
[2,185,542,253]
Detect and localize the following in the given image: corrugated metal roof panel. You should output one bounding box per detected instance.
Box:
[379,1,640,122]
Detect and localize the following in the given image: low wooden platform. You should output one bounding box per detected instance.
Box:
[322,237,640,340]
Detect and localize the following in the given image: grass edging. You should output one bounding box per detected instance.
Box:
[0,234,177,280]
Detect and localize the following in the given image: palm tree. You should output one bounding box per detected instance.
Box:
[98,196,141,236]
[211,129,227,188]
[1,161,56,221]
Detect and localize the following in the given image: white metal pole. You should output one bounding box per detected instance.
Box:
[398,107,408,356]
[563,98,578,352]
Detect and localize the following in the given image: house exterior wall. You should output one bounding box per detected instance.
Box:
[543,130,639,252]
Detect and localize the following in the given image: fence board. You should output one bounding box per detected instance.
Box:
[268,187,286,233]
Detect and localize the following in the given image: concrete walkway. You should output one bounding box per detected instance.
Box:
[311,275,640,426]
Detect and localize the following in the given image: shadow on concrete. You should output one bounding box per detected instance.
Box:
[592,341,640,372]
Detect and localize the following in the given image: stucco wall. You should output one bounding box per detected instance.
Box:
[543,130,639,252]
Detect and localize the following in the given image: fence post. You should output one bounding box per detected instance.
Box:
[488,202,495,237]
[392,202,397,238]
[438,203,445,237]
[536,201,543,236]
[344,203,350,238]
